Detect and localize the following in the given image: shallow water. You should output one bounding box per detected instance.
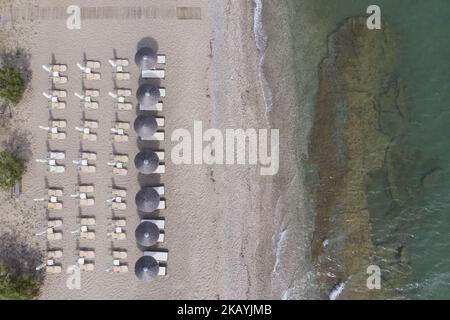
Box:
[263,0,450,299]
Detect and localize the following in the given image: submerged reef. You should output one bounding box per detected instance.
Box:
[309,16,416,299]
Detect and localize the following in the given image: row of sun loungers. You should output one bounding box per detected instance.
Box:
[40,54,168,277]
[43,56,166,86]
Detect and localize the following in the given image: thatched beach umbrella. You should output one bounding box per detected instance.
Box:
[134,114,157,139]
[135,47,157,70]
[135,221,160,247]
[137,84,160,109]
[135,187,160,213]
[135,256,159,282]
[135,149,159,174]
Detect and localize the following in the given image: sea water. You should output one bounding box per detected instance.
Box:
[260,0,450,299]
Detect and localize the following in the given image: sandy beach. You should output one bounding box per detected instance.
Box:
[0,0,277,299]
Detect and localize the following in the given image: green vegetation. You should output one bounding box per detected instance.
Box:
[0,151,25,190]
[0,65,25,105]
[0,265,41,300]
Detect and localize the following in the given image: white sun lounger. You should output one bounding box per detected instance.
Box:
[81,152,97,162]
[112,219,126,227]
[84,121,98,129]
[147,219,165,230]
[79,185,94,194]
[114,72,130,81]
[80,231,96,240]
[79,198,95,206]
[51,101,66,110]
[80,218,96,226]
[111,233,126,241]
[112,167,127,175]
[111,189,127,198]
[47,250,63,259]
[49,165,65,173]
[84,89,100,97]
[157,55,166,64]
[114,122,130,130]
[85,61,101,69]
[159,88,166,97]
[112,265,128,273]
[48,189,63,197]
[48,64,67,72]
[153,186,165,195]
[112,250,127,259]
[49,152,65,160]
[53,76,68,84]
[51,120,66,128]
[156,117,165,127]
[84,101,99,110]
[140,102,163,112]
[158,266,167,276]
[79,250,95,259]
[116,89,131,96]
[109,59,129,67]
[155,151,165,161]
[52,90,67,98]
[47,202,62,210]
[79,263,95,271]
[158,200,166,210]
[117,102,133,111]
[82,133,97,142]
[154,165,166,174]
[46,265,62,274]
[112,189,127,197]
[143,132,164,141]
[80,165,96,173]
[113,135,129,143]
[144,251,168,263]
[48,132,66,140]
[158,233,165,243]
[47,232,63,241]
[111,202,126,211]
[113,155,128,163]
[85,73,101,81]
[142,69,165,79]
[48,219,63,228]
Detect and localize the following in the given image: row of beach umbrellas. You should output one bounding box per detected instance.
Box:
[134,46,166,282]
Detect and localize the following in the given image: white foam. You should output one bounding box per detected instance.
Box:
[329,282,346,300]
[253,0,273,115]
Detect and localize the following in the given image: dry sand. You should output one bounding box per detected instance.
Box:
[0,0,277,299]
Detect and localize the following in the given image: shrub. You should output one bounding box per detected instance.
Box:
[0,65,25,105]
[0,151,25,190]
[0,265,41,300]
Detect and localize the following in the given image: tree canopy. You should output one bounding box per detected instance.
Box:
[0,151,25,190]
[0,265,41,300]
[0,65,25,105]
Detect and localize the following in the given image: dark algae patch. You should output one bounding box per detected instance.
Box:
[309,16,412,299]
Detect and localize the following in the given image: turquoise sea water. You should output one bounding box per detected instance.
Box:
[272,0,450,299]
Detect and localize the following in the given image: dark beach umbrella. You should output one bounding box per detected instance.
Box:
[135,149,159,174]
[137,84,160,108]
[135,221,160,247]
[134,114,157,139]
[135,47,157,70]
[135,256,159,282]
[135,187,160,213]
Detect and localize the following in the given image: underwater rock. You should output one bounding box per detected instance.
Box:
[421,167,444,189]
